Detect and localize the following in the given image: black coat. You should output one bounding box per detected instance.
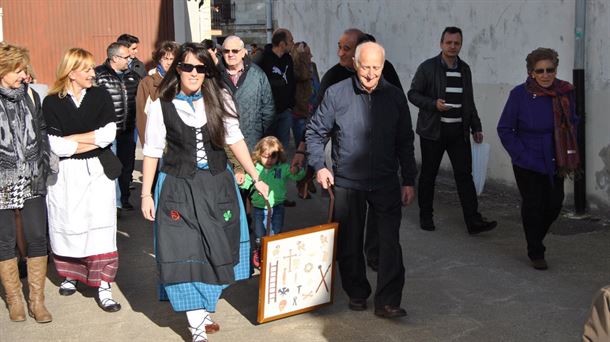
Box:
[407,53,482,141]
[306,76,417,191]
[255,44,295,113]
[95,61,140,132]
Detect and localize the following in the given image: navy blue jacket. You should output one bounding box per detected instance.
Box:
[306,76,417,191]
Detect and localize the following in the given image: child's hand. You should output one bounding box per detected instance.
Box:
[235,171,245,185]
[290,165,300,175]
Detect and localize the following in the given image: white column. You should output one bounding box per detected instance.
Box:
[199,0,212,40]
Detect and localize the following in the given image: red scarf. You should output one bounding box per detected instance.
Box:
[525,77,580,177]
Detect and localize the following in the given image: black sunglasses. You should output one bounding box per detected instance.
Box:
[263,151,278,159]
[178,63,208,74]
[533,67,556,74]
[222,48,242,54]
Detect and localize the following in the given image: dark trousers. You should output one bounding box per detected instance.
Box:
[364,205,379,263]
[334,183,405,308]
[418,123,478,224]
[513,165,564,260]
[115,128,136,205]
[0,197,48,261]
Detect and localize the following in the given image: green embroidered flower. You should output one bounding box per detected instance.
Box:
[223,210,233,222]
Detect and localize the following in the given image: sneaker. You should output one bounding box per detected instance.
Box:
[252,249,261,269]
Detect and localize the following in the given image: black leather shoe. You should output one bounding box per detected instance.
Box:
[96,297,122,312]
[283,199,296,207]
[531,259,548,270]
[467,217,497,235]
[374,305,407,318]
[420,217,436,231]
[59,279,77,296]
[348,298,367,311]
[59,287,76,296]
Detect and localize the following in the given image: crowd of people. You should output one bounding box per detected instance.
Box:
[1,25,601,341]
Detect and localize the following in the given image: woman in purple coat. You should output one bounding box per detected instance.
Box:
[497,48,579,270]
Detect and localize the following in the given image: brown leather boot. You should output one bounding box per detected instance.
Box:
[0,257,26,322]
[26,256,52,323]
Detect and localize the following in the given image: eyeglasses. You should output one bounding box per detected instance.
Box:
[222,48,242,54]
[115,55,130,60]
[178,63,208,74]
[533,67,556,74]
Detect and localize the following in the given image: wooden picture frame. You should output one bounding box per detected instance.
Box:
[257,223,339,323]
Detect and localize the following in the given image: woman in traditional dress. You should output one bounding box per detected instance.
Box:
[140,42,268,342]
[43,48,122,311]
[0,42,53,323]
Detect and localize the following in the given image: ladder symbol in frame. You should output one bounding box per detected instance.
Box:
[267,260,279,304]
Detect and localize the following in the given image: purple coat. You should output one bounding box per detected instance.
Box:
[497,82,576,177]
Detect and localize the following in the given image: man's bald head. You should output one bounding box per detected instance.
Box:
[354,42,385,93]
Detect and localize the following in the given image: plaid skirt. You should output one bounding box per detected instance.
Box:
[154,165,250,312]
[53,251,119,287]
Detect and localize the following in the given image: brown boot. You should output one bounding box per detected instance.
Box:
[0,257,26,322]
[27,256,52,323]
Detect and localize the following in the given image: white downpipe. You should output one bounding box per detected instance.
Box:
[266,0,273,43]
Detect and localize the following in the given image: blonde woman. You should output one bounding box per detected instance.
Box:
[0,42,53,323]
[43,48,122,312]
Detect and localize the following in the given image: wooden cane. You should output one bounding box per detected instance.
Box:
[265,199,273,237]
[326,183,335,224]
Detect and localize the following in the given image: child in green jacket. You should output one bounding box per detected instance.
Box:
[240,136,305,267]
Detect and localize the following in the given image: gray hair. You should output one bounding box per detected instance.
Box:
[354,42,385,67]
[106,41,130,59]
[222,35,245,49]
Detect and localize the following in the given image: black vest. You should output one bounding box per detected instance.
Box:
[159,101,228,178]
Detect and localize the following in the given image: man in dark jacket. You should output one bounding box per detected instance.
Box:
[407,26,496,234]
[117,33,147,79]
[306,42,416,319]
[95,41,141,210]
[255,28,295,150]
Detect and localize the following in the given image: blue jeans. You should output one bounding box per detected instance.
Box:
[274,109,293,149]
[251,205,285,239]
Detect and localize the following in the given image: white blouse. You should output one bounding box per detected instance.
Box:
[143,92,244,159]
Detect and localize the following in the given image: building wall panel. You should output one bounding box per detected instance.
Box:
[0,0,174,84]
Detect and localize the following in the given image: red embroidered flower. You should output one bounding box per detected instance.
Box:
[170,210,181,221]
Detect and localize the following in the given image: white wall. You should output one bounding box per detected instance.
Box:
[275,0,610,211]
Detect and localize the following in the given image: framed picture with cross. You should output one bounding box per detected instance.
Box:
[257,222,339,323]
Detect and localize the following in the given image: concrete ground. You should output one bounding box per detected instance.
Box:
[1,167,608,341]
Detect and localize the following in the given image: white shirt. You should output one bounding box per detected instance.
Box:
[143,92,244,159]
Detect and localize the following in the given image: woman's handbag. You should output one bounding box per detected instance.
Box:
[98,148,123,180]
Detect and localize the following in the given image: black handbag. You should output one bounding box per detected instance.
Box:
[98,148,123,180]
